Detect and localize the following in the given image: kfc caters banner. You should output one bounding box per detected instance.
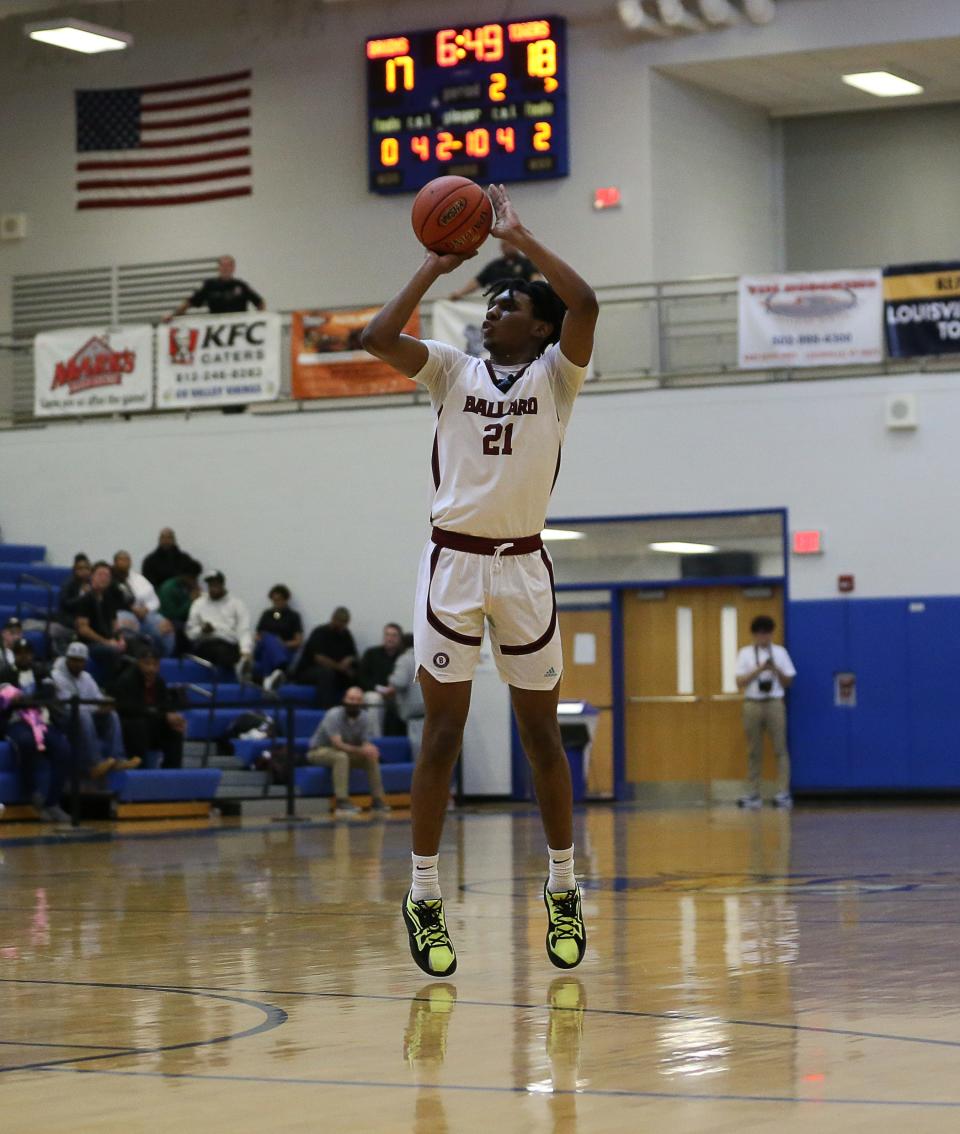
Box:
[156,311,280,408]
[883,261,960,357]
[738,269,883,369]
[34,324,153,417]
[290,307,418,399]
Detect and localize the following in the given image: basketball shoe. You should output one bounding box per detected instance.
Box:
[543,882,586,969]
[403,982,457,1068]
[547,976,586,1066]
[402,890,457,977]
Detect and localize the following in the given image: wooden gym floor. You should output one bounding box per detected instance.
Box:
[2,802,960,1132]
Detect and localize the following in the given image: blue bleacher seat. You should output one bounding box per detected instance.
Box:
[294,735,414,798]
[0,565,70,588]
[275,683,316,704]
[158,658,181,681]
[0,545,46,564]
[183,682,264,706]
[105,768,222,803]
[22,630,48,660]
[0,604,17,624]
[0,583,55,612]
[0,742,16,772]
[0,742,25,804]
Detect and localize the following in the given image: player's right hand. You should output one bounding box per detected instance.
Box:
[425,249,478,275]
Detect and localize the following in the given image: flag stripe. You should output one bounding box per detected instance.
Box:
[137,69,252,95]
[140,87,251,113]
[78,186,252,209]
[78,147,251,171]
[140,107,250,132]
[138,127,250,149]
[78,166,251,190]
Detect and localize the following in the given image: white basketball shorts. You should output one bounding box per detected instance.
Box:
[413,536,562,691]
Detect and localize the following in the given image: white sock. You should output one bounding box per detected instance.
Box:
[547,845,575,894]
[411,852,441,901]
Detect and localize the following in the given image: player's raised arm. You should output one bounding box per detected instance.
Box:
[487,184,598,367]
[360,250,476,378]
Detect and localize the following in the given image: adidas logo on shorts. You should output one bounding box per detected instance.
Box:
[544,666,558,678]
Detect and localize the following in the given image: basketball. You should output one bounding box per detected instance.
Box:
[411,175,493,256]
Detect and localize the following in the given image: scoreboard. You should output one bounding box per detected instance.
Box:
[366,16,568,195]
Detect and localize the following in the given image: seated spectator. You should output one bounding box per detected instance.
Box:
[185,570,253,675]
[296,606,358,709]
[112,550,175,657]
[107,649,185,768]
[141,527,196,591]
[157,558,202,650]
[359,622,407,737]
[2,616,22,667]
[254,584,304,689]
[305,686,390,815]
[0,639,72,822]
[388,634,425,760]
[57,553,92,628]
[73,561,134,677]
[52,642,133,774]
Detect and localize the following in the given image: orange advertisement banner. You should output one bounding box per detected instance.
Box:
[290,307,419,399]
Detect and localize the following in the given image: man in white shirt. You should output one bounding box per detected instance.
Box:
[186,570,253,676]
[735,615,797,809]
[112,550,175,656]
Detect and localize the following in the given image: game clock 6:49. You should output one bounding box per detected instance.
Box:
[366,15,568,195]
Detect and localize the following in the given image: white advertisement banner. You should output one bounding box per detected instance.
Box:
[738,269,883,369]
[34,324,153,417]
[155,311,281,409]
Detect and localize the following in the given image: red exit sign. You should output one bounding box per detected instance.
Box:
[792,530,823,555]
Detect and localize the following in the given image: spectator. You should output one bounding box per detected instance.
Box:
[52,642,133,773]
[141,528,195,591]
[2,616,22,667]
[304,686,390,815]
[73,561,133,677]
[735,615,797,810]
[162,255,265,322]
[56,553,92,629]
[296,606,358,708]
[449,240,541,301]
[389,635,425,760]
[186,570,253,674]
[107,649,185,768]
[254,584,303,689]
[0,639,71,822]
[112,550,175,657]
[359,622,407,736]
[157,559,202,651]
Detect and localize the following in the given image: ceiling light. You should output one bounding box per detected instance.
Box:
[25,18,132,53]
[650,541,719,554]
[841,71,923,98]
[541,528,586,542]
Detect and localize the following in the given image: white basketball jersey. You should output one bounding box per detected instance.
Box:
[413,340,588,539]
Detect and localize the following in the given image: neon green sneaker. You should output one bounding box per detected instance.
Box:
[543,882,586,969]
[403,982,457,1067]
[402,890,457,977]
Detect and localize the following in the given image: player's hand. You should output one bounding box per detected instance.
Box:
[425,249,477,275]
[489,184,523,239]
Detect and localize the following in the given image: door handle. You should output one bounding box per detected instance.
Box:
[709,693,743,702]
[629,695,701,704]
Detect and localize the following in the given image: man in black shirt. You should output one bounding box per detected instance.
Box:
[163,255,265,322]
[73,561,133,676]
[254,584,304,686]
[141,528,195,590]
[449,241,541,301]
[295,606,358,708]
[108,650,185,768]
[359,622,407,737]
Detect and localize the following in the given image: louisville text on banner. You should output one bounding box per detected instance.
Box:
[883,261,960,357]
[738,269,883,369]
[290,308,419,399]
[34,324,154,417]
[156,311,281,409]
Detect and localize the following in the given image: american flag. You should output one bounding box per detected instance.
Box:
[75,69,252,209]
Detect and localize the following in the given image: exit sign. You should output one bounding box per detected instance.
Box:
[792,530,823,555]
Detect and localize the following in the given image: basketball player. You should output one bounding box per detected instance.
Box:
[362,184,598,976]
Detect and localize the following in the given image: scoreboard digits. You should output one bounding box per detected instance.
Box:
[366,15,569,194]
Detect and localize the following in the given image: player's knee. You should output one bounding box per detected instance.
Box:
[518,717,562,757]
[421,717,465,759]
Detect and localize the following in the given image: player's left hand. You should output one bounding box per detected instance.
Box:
[425,249,478,275]
[489,184,523,239]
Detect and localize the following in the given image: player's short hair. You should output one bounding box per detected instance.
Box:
[483,278,566,355]
[750,615,776,634]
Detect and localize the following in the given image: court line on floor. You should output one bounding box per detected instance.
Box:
[0,980,287,1076]
[33,1064,960,1108]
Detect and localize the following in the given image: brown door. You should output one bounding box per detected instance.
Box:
[623,585,784,799]
[558,608,613,797]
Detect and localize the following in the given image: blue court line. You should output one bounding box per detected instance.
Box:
[34,1065,960,1108]
[0,980,287,1076]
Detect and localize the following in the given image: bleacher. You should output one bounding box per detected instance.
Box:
[0,541,415,819]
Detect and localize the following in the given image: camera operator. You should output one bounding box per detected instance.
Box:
[735,614,796,809]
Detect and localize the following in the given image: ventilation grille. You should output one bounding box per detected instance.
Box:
[118,258,218,324]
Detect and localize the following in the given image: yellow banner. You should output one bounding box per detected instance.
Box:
[883,271,960,301]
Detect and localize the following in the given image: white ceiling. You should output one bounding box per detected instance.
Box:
[659,35,960,117]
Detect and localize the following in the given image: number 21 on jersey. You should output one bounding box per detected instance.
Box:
[483,422,514,455]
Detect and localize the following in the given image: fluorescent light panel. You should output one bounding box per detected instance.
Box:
[649,541,718,554]
[541,528,586,541]
[26,18,132,53]
[842,71,923,98]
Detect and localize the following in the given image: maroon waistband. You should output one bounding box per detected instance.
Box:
[431,527,544,556]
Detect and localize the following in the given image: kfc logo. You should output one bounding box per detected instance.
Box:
[50,335,136,395]
[169,326,199,365]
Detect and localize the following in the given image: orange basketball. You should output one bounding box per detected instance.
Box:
[411,176,493,256]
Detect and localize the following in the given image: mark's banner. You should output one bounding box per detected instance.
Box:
[290,307,418,399]
[34,324,153,417]
[883,262,960,357]
[156,311,280,408]
[738,269,883,369]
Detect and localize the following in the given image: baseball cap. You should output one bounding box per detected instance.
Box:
[3,616,22,631]
[204,569,225,583]
[65,642,89,659]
